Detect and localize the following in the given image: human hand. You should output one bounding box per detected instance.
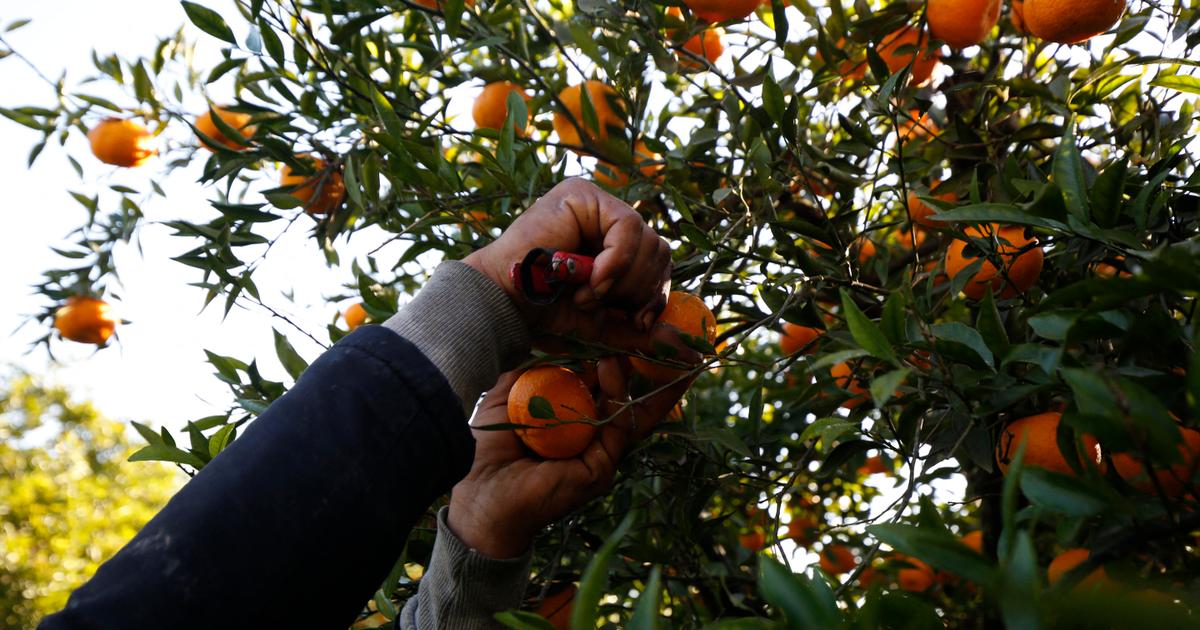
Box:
[446,356,689,559]
[462,178,672,337]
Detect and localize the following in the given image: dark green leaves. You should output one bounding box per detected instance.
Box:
[181,2,236,45]
[1053,118,1090,221]
[866,523,995,585]
[840,289,899,366]
[757,557,840,628]
[572,512,635,630]
[1019,469,1110,517]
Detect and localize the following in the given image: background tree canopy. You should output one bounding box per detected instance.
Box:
[0,371,181,629]
[3,0,1200,627]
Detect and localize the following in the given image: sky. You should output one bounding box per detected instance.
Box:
[0,0,378,430]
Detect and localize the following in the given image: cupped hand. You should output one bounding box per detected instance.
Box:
[446,357,689,559]
[463,178,672,338]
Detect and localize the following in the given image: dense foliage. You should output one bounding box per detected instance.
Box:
[4,0,1200,626]
[0,372,181,629]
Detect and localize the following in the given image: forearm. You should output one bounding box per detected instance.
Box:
[399,507,533,630]
[42,328,476,630]
[385,261,531,416]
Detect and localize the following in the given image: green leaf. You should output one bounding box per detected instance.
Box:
[572,512,636,630]
[181,1,237,45]
[1019,469,1110,517]
[495,611,558,630]
[976,289,1010,356]
[272,330,308,381]
[758,557,840,628]
[931,322,994,368]
[870,368,910,408]
[1150,74,1200,96]
[1053,117,1090,220]
[528,396,556,420]
[840,289,899,366]
[931,204,1069,232]
[129,443,208,469]
[866,524,995,585]
[628,567,662,630]
[1089,158,1128,228]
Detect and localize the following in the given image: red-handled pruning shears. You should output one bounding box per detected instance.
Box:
[509,249,596,305]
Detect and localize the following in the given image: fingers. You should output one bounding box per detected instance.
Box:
[552,180,670,329]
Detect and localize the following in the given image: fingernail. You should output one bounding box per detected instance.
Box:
[594,278,614,299]
[641,310,657,331]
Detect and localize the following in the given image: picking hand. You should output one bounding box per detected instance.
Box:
[463,178,672,337]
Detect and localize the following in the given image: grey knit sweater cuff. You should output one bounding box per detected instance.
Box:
[399,507,533,629]
[384,261,531,416]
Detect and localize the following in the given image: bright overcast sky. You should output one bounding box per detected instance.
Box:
[0,0,392,431]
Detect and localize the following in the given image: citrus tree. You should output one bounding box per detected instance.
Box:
[4,0,1200,626]
[0,371,181,629]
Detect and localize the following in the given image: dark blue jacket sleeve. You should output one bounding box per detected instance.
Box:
[41,326,475,629]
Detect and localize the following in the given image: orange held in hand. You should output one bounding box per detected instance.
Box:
[88,118,156,167]
[630,292,717,383]
[195,105,255,151]
[508,365,598,460]
[945,224,1044,299]
[928,0,1002,49]
[1024,0,1125,44]
[472,81,530,136]
[877,27,941,87]
[280,156,346,216]
[995,411,1102,476]
[553,81,626,150]
[684,0,760,23]
[54,296,118,345]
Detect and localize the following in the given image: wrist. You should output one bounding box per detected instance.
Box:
[446,501,533,560]
[464,247,536,325]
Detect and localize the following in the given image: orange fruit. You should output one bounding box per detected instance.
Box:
[907,184,957,228]
[945,224,1044,299]
[897,556,936,592]
[553,81,626,150]
[667,8,726,69]
[88,118,156,167]
[1047,548,1108,588]
[594,141,663,188]
[1092,256,1130,278]
[739,530,767,552]
[786,517,818,545]
[684,0,760,22]
[508,366,598,459]
[344,303,368,331]
[781,323,822,356]
[195,105,255,151]
[631,292,717,383]
[898,110,940,143]
[535,583,576,630]
[858,455,889,476]
[995,412,1102,476]
[1110,427,1200,497]
[54,296,118,345]
[472,81,530,136]
[819,545,856,575]
[280,156,346,215]
[831,362,870,409]
[1024,0,1125,44]
[413,0,475,10]
[854,237,877,265]
[961,531,984,554]
[928,0,1003,48]
[877,26,941,87]
[1011,0,1028,33]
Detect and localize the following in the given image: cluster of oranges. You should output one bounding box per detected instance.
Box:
[508,291,716,460]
